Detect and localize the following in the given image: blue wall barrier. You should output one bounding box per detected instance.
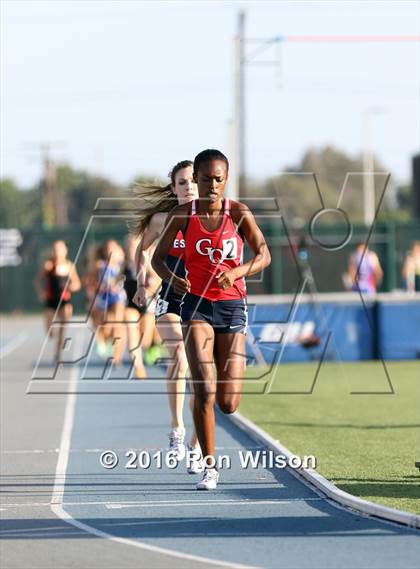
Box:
[246,293,420,363]
[378,298,420,360]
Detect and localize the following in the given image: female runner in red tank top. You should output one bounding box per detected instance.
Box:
[153,149,271,490]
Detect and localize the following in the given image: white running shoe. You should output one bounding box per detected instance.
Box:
[168,427,186,461]
[186,445,204,474]
[196,468,219,490]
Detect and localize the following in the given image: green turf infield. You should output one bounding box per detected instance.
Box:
[240,360,420,515]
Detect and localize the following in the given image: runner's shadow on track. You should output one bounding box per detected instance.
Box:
[0,515,414,540]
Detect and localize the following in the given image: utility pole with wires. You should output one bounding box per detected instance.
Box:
[24,142,67,228]
[230,13,419,202]
[230,11,281,200]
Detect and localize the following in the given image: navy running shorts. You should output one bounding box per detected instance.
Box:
[180,292,247,335]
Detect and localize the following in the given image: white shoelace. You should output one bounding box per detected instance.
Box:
[169,430,184,450]
[188,446,201,459]
[202,468,218,481]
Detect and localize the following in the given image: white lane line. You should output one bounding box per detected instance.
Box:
[1,449,61,454]
[105,498,323,510]
[50,338,257,569]
[0,331,28,359]
[1,497,324,510]
[2,445,262,454]
[50,344,79,507]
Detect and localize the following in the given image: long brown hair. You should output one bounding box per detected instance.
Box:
[130,160,193,237]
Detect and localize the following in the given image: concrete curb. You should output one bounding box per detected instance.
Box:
[229,411,420,530]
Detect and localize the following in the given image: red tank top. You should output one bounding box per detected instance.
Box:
[184,198,246,301]
[167,230,185,259]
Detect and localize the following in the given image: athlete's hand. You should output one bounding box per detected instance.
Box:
[133,285,147,308]
[217,270,237,290]
[173,277,191,296]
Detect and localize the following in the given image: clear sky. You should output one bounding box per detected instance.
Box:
[1,0,419,188]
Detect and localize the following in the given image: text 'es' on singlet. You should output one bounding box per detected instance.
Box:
[184,198,246,301]
[160,230,186,298]
[166,230,186,278]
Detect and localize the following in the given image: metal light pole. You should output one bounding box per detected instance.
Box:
[363,107,385,226]
[229,12,245,201]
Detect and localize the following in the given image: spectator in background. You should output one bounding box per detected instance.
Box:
[347,243,383,293]
[402,241,420,293]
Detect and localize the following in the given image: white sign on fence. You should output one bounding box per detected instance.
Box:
[0,229,23,267]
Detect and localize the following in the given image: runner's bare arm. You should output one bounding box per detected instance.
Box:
[151,204,191,296]
[133,213,166,306]
[348,255,357,283]
[69,262,81,292]
[371,252,384,285]
[34,268,46,301]
[217,202,271,289]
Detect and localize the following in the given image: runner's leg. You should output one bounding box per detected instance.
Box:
[125,307,146,379]
[45,308,54,339]
[55,303,73,361]
[156,313,199,447]
[182,321,216,461]
[214,332,246,414]
[108,301,126,366]
[157,313,188,429]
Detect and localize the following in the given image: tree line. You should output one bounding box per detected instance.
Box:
[0,145,413,228]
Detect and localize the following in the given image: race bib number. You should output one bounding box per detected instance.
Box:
[222,238,238,260]
[155,296,169,317]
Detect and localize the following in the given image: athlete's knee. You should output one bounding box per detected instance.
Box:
[217,395,240,415]
[174,345,188,374]
[217,401,238,414]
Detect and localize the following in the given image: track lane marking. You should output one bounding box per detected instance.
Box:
[0,497,323,510]
[0,331,28,359]
[1,445,263,454]
[49,337,257,569]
